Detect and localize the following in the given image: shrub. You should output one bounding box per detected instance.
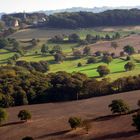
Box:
[123,45,135,55]
[0,108,8,125]
[132,111,140,131]
[18,110,32,121]
[109,99,130,114]
[68,117,82,129]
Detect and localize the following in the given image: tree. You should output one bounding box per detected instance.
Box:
[0,38,9,49]
[124,62,135,71]
[41,44,49,55]
[102,56,113,65]
[132,111,140,131]
[18,110,32,121]
[52,45,62,54]
[22,136,34,140]
[123,45,135,55]
[109,99,130,114]
[97,65,110,77]
[0,108,8,125]
[83,46,91,55]
[68,33,80,43]
[54,52,65,63]
[111,41,119,50]
[113,32,121,39]
[105,34,111,40]
[87,57,97,64]
[68,117,82,129]
[77,62,82,67]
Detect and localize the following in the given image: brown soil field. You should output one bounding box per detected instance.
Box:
[88,34,140,55]
[0,90,140,140]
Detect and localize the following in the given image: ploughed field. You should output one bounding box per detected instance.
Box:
[0,90,140,140]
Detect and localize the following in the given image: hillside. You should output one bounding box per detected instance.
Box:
[0,90,139,140]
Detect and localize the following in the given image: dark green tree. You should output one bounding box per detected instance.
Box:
[132,111,140,131]
[18,110,32,121]
[68,117,82,129]
[123,45,135,55]
[97,65,110,77]
[109,99,130,114]
[102,56,113,65]
[41,44,49,55]
[124,62,135,71]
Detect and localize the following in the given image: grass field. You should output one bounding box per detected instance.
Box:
[0,90,139,140]
[1,26,140,81]
[0,49,15,65]
[8,26,138,40]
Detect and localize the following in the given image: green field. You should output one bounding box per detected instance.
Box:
[0,49,15,65]
[16,53,140,80]
[1,27,140,81]
[9,27,137,40]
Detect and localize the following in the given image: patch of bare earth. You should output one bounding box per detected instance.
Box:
[87,34,140,55]
[0,90,140,140]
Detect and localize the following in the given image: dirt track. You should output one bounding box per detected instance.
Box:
[0,90,140,140]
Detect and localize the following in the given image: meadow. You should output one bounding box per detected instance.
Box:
[1,26,140,81]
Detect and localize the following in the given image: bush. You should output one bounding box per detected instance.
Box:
[68,117,82,129]
[22,136,34,140]
[0,108,8,125]
[132,111,140,131]
[18,110,32,121]
[109,99,130,114]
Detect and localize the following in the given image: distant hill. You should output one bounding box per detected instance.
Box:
[42,6,140,15]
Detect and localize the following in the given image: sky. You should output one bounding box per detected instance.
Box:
[1,0,140,13]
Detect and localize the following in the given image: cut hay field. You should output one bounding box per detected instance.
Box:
[0,90,139,140]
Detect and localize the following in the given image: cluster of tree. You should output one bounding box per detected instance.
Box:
[15,60,50,73]
[46,9,140,28]
[0,28,16,37]
[49,32,120,45]
[0,38,21,51]
[0,108,31,125]
[0,66,140,108]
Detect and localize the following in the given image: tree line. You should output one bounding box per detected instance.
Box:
[46,9,140,28]
[0,66,140,108]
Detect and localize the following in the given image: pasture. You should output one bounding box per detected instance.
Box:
[1,26,140,81]
[0,90,139,140]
